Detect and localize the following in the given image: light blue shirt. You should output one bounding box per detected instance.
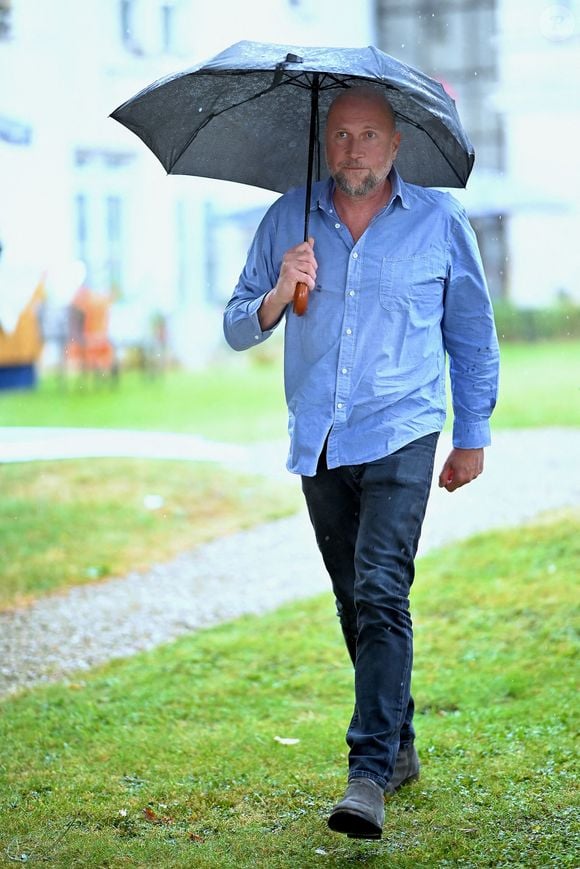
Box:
[224,168,499,477]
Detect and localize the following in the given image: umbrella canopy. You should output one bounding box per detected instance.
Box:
[110,40,474,193]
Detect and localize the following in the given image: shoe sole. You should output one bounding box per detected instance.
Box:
[327,808,382,840]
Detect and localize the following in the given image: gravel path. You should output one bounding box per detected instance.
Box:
[1,427,579,699]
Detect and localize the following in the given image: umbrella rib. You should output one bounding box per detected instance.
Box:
[394,110,468,186]
[167,74,312,173]
[163,69,469,187]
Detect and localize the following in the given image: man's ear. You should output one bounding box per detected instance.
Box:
[392,130,402,159]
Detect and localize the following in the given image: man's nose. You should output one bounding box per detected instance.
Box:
[347,139,365,158]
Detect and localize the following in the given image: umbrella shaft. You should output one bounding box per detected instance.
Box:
[303,73,319,242]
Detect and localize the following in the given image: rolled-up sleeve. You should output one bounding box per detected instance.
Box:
[442,205,500,449]
[223,205,284,351]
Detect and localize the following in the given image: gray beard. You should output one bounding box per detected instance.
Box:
[333,168,383,197]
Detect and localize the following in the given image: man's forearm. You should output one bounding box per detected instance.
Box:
[258,289,288,331]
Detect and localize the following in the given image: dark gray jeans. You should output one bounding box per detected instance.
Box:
[301,432,439,790]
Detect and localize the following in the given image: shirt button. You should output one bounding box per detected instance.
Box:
[335,222,340,229]
[346,328,352,335]
[254,335,260,341]
[352,252,358,259]
[349,290,355,297]
[341,368,348,374]
[337,402,343,409]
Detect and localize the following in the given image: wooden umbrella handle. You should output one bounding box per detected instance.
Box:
[293,281,309,316]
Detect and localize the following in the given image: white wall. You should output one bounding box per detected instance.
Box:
[496,0,580,305]
[0,0,374,366]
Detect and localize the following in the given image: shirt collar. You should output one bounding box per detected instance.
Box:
[315,164,411,214]
[390,166,411,210]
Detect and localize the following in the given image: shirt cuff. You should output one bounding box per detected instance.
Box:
[250,293,275,342]
[452,418,491,449]
[240,293,276,346]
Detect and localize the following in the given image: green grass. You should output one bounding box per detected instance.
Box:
[1,514,578,867]
[0,359,286,443]
[491,341,580,428]
[0,341,579,438]
[1,339,578,611]
[0,459,301,610]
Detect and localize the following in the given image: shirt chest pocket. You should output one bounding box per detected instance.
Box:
[379,249,447,312]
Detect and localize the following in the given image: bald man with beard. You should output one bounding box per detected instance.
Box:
[225,87,499,840]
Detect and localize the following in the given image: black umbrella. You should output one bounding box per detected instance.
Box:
[111,40,474,314]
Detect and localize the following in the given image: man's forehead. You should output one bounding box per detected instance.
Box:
[327,99,392,125]
[327,90,395,126]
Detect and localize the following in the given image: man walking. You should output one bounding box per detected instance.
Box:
[224,86,499,840]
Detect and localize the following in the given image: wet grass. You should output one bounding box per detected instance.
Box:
[490,340,580,429]
[0,512,577,867]
[0,459,301,610]
[0,341,579,438]
[0,357,287,443]
[1,340,578,610]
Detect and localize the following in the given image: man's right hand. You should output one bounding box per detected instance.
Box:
[273,237,317,304]
[258,238,317,331]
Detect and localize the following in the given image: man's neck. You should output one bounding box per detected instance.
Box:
[333,178,393,242]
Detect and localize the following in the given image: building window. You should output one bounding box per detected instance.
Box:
[420,0,449,42]
[106,196,123,294]
[175,200,189,306]
[161,2,175,53]
[75,194,90,282]
[471,215,507,300]
[120,0,143,54]
[205,205,268,305]
[120,0,133,44]
[0,0,12,40]
[74,190,127,295]
[374,0,502,172]
[374,0,507,297]
[120,0,181,55]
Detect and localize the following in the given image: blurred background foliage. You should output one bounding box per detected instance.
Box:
[493,299,580,342]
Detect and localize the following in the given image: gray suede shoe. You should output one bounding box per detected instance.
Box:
[385,743,420,794]
[327,778,384,839]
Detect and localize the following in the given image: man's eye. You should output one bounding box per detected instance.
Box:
[365,131,377,138]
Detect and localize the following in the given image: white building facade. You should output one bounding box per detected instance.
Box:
[374,0,580,307]
[0,0,374,369]
[2,0,577,375]
[497,0,580,307]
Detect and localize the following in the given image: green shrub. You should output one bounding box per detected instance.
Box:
[493,300,580,342]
